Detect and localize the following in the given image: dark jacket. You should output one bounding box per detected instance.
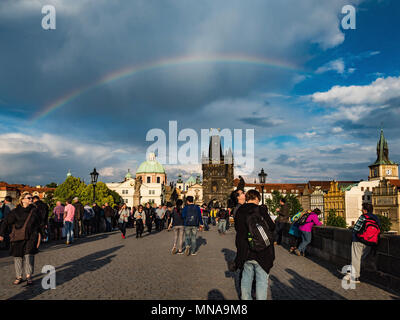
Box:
[217,209,228,220]
[0,204,41,257]
[33,200,49,227]
[276,203,290,223]
[234,203,275,274]
[144,207,154,225]
[73,202,85,221]
[104,206,114,218]
[171,208,184,227]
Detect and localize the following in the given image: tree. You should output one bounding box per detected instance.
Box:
[54,176,86,203]
[265,190,303,217]
[46,182,58,188]
[326,209,347,228]
[43,190,56,215]
[375,214,392,233]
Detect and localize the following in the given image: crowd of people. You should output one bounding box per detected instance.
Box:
[0,187,381,298]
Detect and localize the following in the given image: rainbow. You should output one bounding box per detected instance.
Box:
[30,54,303,122]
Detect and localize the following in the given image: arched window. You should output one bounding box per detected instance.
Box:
[147,177,151,183]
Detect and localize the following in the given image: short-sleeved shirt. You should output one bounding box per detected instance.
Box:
[64,204,75,222]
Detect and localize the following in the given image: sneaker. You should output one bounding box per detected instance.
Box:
[294,249,301,256]
[289,247,294,253]
[185,246,190,256]
[352,277,361,284]
[191,252,197,256]
[177,251,184,255]
[171,247,177,255]
[66,241,70,245]
[343,274,360,283]
[121,234,125,239]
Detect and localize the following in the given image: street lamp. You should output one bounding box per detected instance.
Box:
[258,168,267,205]
[90,168,99,203]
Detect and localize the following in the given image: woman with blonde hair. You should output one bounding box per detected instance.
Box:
[0,192,41,285]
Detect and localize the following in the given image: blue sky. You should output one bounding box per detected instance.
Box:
[0,0,399,185]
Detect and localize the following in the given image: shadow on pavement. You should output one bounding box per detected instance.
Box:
[207,289,226,300]
[221,248,241,299]
[269,268,347,300]
[196,236,207,249]
[7,245,123,300]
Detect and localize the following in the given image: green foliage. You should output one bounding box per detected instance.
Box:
[375,214,392,233]
[53,176,122,207]
[46,182,58,188]
[54,176,86,203]
[265,190,303,217]
[326,209,347,228]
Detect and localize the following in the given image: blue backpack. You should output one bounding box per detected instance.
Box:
[185,205,199,226]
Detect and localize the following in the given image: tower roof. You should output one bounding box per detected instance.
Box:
[372,129,396,165]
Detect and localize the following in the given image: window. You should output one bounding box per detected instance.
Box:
[125,199,128,203]
[157,177,160,183]
[361,187,364,191]
[367,196,371,201]
[147,177,151,183]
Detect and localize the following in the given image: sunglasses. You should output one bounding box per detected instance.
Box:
[25,197,33,200]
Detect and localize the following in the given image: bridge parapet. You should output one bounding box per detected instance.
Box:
[281,223,400,293]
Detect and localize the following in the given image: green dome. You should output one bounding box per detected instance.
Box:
[136,153,165,174]
[125,169,133,179]
[185,176,196,185]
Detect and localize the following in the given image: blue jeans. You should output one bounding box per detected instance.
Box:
[184,226,198,254]
[106,217,112,232]
[218,219,227,233]
[202,217,209,231]
[241,260,269,300]
[65,221,74,243]
[298,230,312,253]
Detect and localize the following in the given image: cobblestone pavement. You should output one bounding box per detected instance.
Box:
[0,224,399,300]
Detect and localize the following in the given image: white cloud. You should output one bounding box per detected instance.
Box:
[316,59,345,74]
[312,76,400,106]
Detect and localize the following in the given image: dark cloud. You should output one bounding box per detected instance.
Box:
[240,117,279,127]
[319,148,343,154]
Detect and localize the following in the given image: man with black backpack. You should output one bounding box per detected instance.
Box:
[233,189,275,300]
[181,196,203,256]
[343,203,381,284]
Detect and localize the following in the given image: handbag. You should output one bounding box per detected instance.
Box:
[10,210,33,242]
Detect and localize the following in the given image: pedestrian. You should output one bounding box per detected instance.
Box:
[1,196,15,249]
[144,203,154,234]
[104,202,114,232]
[113,204,119,231]
[128,206,136,228]
[288,211,304,254]
[155,204,163,232]
[32,196,49,242]
[118,203,130,239]
[210,207,217,226]
[233,189,275,300]
[295,208,322,257]
[182,196,203,256]
[134,205,145,238]
[92,203,101,233]
[165,204,173,232]
[63,198,75,245]
[201,203,209,231]
[217,207,229,235]
[0,192,41,285]
[169,199,185,254]
[343,203,381,284]
[274,198,290,245]
[72,197,84,238]
[161,205,167,230]
[83,204,95,235]
[53,201,64,241]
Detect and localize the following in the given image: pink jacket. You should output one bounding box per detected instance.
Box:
[299,212,322,232]
[64,204,75,223]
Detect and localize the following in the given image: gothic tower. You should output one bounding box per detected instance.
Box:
[202,134,234,208]
[368,129,399,181]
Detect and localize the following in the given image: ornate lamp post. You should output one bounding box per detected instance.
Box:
[90,168,99,204]
[258,168,267,205]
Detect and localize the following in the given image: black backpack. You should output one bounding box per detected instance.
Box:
[246,207,272,252]
[185,205,200,226]
[297,212,310,226]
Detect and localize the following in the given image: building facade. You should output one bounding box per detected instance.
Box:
[372,178,400,233]
[324,181,346,223]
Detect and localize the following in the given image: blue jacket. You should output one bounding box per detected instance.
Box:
[181,204,203,227]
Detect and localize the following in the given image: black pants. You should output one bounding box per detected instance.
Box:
[84,220,91,235]
[119,222,127,237]
[155,218,161,231]
[274,221,285,244]
[146,222,152,234]
[136,220,144,237]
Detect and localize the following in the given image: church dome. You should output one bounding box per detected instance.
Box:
[185,176,196,185]
[136,153,165,174]
[125,169,133,180]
